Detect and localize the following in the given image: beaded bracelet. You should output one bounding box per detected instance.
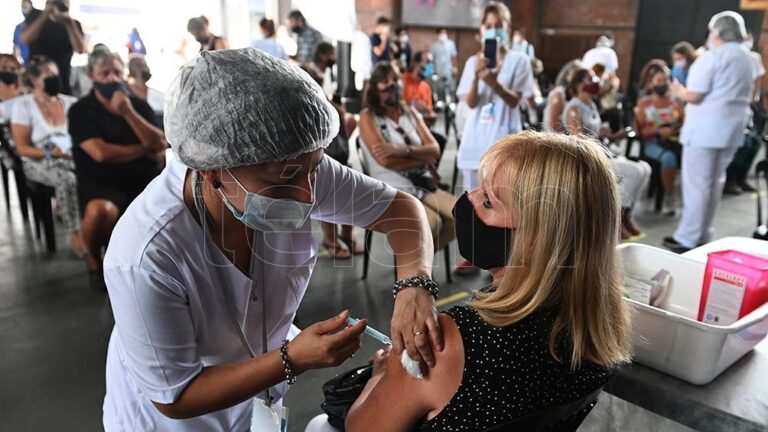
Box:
[279,339,296,385]
[392,275,439,300]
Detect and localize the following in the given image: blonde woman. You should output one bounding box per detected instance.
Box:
[345,131,631,431]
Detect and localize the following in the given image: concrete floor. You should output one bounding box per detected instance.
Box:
[0,132,764,431]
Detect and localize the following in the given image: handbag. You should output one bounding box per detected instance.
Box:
[321,365,373,431]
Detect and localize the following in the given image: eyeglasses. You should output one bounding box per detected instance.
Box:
[394,126,412,146]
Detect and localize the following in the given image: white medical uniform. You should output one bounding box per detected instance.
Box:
[673,42,754,248]
[102,156,396,431]
[456,52,533,192]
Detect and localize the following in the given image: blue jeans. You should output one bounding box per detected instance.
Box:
[643,140,679,168]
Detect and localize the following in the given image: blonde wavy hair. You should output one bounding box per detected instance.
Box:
[470,131,631,368]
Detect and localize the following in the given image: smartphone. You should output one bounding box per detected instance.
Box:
[484,38,498,69]
[53,0,69,12]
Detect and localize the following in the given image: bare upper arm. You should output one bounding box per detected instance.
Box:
[346,313,464,432]
[565,106,581,134]
[410,109,438,150]
[358,110,392,164]
[10,123,32,149]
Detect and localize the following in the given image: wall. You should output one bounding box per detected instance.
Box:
[538,0,640,88]
[356,0,480,76]
[355,0,639,86]
[355,0,768,91]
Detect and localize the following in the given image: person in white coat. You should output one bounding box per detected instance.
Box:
[455,1,533,275]
[102,48,444,431]
[664,11,755,253]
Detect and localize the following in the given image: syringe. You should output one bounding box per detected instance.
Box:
[347,317,392,345]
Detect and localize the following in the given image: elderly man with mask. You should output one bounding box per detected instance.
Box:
[664,11,754,253]
[101,48,442,431]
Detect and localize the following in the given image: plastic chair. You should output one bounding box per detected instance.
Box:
[27,180,56,253]
[0,124,30,220]
[356,137,452,283]
[482,386,602,432]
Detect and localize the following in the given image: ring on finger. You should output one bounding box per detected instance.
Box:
[412,326,426,336]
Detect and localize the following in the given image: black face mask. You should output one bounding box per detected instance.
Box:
[195,35,210,44]
[43,75,61,96]
[0,70,18,85]
[382,83,401,108]
[291,26,303,34]
[94,81,123,101]
[652,84,668,97]
[140,70,152,82]
[452,192,514,270]
[327,59,336,68]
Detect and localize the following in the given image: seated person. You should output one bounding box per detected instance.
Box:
[68,49,166,290]
[564,67,651,240]
[307,42,337,99]
[10,55,83,254]
[402,51,447,165]
[359,62,455,252]
[301,65,364,259]
[635,60,683,215]
[251,17,288,60]
[542,59,580,132]
[345,131,631,431]
[0,54,23,122]
[126,55,165,124]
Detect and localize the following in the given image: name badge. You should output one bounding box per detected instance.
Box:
[480,102,495,124]
[251,399,288,432]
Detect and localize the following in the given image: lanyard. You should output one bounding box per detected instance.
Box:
[192,171,274,407]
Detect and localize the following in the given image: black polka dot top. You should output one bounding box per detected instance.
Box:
[417,305,614,431]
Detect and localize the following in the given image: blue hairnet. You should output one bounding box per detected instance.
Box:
[164,48,339,169]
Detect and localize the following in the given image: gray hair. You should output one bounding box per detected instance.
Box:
[708,11,747,42]
[87,48,123,75]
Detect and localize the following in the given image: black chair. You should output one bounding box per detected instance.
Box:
[754,159,768,240]
[1,124,58,252]
[623,126,665,212]
[27,180,56,253]
[355,137,453,283]
[0,124,30,220]
[482,386,603,432]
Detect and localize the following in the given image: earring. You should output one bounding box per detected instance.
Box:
[212,179,221,189]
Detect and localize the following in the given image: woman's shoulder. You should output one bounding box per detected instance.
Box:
[12,93,34,110]
[9,94,35,122]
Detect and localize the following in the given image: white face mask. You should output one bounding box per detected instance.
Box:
[438,33,448,42]
[400,35,409,44]
[219,170,315,232]
[674,59,687,69]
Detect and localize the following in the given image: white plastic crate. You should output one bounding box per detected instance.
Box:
[619,243,768,385]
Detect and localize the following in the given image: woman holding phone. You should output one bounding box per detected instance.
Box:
[454,1,533,274]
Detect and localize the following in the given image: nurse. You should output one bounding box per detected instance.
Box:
[664,11,754,253]
[102,48,442,430]
[455,1,533,274]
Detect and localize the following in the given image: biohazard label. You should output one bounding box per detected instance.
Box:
[703,269,747,325]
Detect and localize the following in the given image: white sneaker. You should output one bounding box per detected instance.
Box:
[663,195,677,216]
